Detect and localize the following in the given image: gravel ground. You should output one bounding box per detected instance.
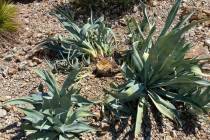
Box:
[0,0,210,139]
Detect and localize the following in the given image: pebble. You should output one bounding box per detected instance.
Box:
[4,54,13,62]
[202,9,210,16]
[18,64,27,71]
[202,63,210,71]
[165,135,172,140]
[151,1,158,7]
[101,122,109,131]
[133,5,138,13]
[0,108,7,117]
[8,67,18,76]
[32,57,42,64]
[205,38,210,47]
[28,61,37,67]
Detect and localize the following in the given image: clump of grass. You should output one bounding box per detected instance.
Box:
[0,0,18,32]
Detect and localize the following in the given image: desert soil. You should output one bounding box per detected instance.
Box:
[0,0,210,140]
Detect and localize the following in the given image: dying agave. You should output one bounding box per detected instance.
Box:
[3,69,95,139]
[107,0,210,136]
[0,0,17,32]
[42,6,117,75]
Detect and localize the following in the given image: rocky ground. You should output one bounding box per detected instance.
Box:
[0,0,210,139]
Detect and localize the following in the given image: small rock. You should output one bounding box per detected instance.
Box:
[35,33,42,38]
[24,18,30,25]
[28,61,37,67]
[202,9,210,16]
[0,108,7,117]
[101,122,109,131]
[114,121,120,130]
[25,27,29,31]
[8,67,18,76]
[18,61,28,71]
[170,130,177,138]
[205,38,210,47]
[32,57,42,64]
[202,63,210,71]
[4,54,13,62]
[151,1,157,7]
[189,31,195,37]
[0,96,11,102]
[133,6,138,13]
[165,135,172,140]
[14,55,22,63]
[118,18,126,26]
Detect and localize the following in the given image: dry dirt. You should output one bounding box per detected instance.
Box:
[0,0,210,139]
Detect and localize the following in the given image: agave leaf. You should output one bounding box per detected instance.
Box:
[60,69,80,96]
[60,122,95,133]
[21,123,37,132]
[132,45,144,73]
[35,69,60,98]
[59,135,72,140]
[159,0,181,37]
[65,106,74,125]
[62,21,81,38]
[191,65,210,77]
[32,120,51,130]
[134,97,145,136]
[107,101,133,114]
[140,1,152,31]
[66,109,93,124]
[142,25,156,53]
[154,88,178,99]
[54,7,80,38]
[110,82,145,102]
[153,77,210,88]
[178,18,210,36]
[27,131,58,140]
[54,4,74,21]
[148,90,181,126]
[71,94,94,106]
[173,11,195,29]
[60,94,73,110]
[40,37,66,53]
[94,16,104,24]
[3,98,35,106]
[121,62,135,80]
[80,23,92,37]
[20,108,44,124]
[134,18,145,41]
[176,87,210,113]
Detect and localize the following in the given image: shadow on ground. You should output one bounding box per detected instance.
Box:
[51,0,141,23]
[102,103,202,140]
[0,122,25,140]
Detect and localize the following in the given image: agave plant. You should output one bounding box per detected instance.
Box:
[43,7,116,60]
[42,7,117,75]
[0,0,17,32]
[107,0,210,136]
[3,69,95,139]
